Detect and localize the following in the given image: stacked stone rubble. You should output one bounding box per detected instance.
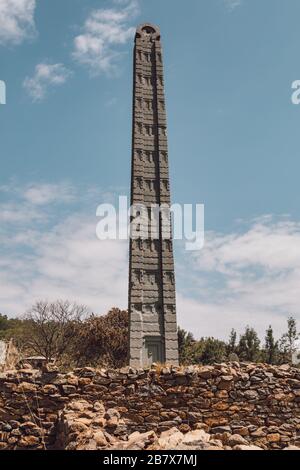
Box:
[0,363,300,450]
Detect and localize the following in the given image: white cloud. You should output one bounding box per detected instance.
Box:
[33,215,128,311]
[0,213,128,316]
[177,216,300,340]
[1,181,299,343]
[0,181,76,230]
[0,0,37,45]
[223,0,242,10]
[0,181,128,316]
[23,182,76,205]
[72,0,139,75]
[23,63,72,101]
[0,201,44,224]
[0,180,76,208]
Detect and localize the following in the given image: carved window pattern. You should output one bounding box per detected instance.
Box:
[133,304,142,314]
[151,240,159,252]
[136,123,142,134]
[159,126,167,136]
[143,305,153,315]
[144,124,153,136]
[143,76,151,87]
[164,272,175,285]
[135,177,143,189]
[158,76,164,87]
[144,99,152,111]
[135,149,143,161]
[159,100,165,111]
[160,151,168,162]
[165,305,175,315]
[145,272,157,286]
[162,179,169,192]
[145,151,154,162]
[133,239,143,250]
[133,270,142,285]
[165,240,172,251]
[145,179,156,191]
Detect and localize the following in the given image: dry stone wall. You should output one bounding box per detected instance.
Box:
[0,362,300,450]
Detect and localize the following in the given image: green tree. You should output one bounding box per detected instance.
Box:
[0,314,9,338]
[178,327,195,365]
[0,314,27,347]
[200,337,227,364]
[279,316,299,363]
[189,337,226,365]
[238,327,261,362]
[227,329,237,355]
[263,325,279,364]
[73,308,129,368]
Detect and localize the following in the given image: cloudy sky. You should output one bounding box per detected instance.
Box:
[1,0,300,341]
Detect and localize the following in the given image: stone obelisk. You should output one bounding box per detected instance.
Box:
[128,24,179,367]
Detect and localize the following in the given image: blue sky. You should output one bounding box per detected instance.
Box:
[1,0,300,341]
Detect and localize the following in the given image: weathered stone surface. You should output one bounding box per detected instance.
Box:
[251,427,267,438]
[182,429,211,446]
[267,433,281,443]
[93,431,107,447]
[128,23,179,367]
[228,435,249,446]
[17,435,41,448]
[211,426,232,434]
[218,376,234,391]
[234,445,263,451]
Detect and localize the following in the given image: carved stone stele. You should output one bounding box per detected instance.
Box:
[128,24,179,367]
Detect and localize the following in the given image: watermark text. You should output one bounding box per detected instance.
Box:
[0,80,6,105]
[96,196,204,252]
